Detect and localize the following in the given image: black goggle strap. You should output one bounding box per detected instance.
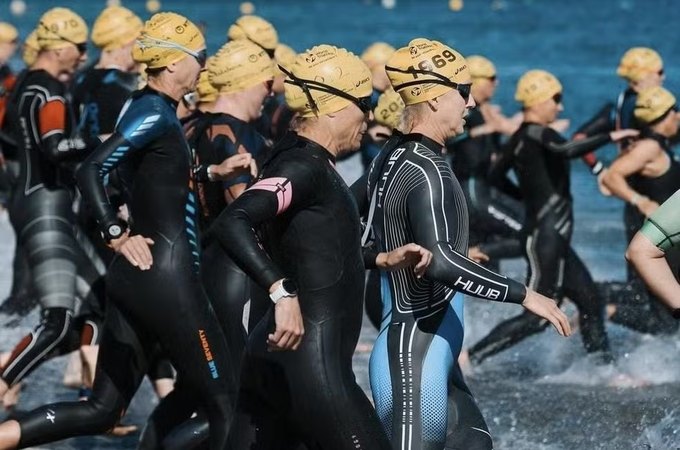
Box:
[279,64,368,113]
[386,65,471,97]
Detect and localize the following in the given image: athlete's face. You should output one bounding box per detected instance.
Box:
[634,69,664,91]
[242,78,274,121]
[532,93,563,124]
[0,40,17,64]
[56,43,87,80]
[334,102,372,154]
[471,76,497,104]
[174,49,205,94]
[439,86,475,137]
[658,109,680,137]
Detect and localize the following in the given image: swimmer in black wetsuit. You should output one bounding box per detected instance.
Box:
[469,70,637,365]
[446,55,525,266]
[190,38,274,377]
[214,44,432,450]
[0,8,107,404]
[602,86,680,334]
[364,39,570,450]
[0,12,250,450]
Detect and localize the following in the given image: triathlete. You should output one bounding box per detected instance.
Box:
[469,70,636,365]
[213,44,431,449]
[0,12,248,450]
[601,86,680,334]
[364,39,570,450]
[191,39,274,371]
[445,55,524,264]
[627,189,680,317]
[0,8,107,404]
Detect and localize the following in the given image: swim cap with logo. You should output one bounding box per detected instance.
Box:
[374,87,405,129]
[634,86,676,124]
[227,15,278,53]
[37,8,88,50]
[385,38,470,106]
[196,66,218,103]
[92,6,143,51]
[22,29,39,66]
[208,40,274,94]
[515,69,562,107]
[361,42,395,69]
[133,12,205,69]
[467,55,496,80]
[274,43,296,75]
[0,23,18,44]
[283,44,372,118]
[617,47,663,82]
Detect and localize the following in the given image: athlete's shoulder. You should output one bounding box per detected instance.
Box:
[24,70,66,99]
[116,90,177,145]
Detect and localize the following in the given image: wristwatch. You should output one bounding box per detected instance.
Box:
[269,278,298,304]
[673,308,680,320]
[103,221,126,243]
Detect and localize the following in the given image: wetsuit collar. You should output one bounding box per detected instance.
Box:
[142,85,179,109]
[641,128,671,151]
[295,133,337,164]
[399,133,444,154]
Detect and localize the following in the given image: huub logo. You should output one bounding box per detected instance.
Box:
[306,54,316,63]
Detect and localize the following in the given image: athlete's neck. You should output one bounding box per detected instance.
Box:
[213,95,251,122]
[297,128,341,158]
[146,76,185,103]
[522,110,550,126]
[408,123,446,147]
[32,57,60,80]
[96,48,134,72]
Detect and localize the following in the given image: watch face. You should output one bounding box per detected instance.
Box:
[282,279,297,295]
[108,224,123,237]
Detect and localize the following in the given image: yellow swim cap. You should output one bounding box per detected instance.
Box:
[227,15,278,53]
[374,88,405,129]
[208,40,275,94]
[274,43,296,75]
[635,86,676,124]
[283,44,372,118]
[0,23,18,44]
[515,69,562,107]
[361,42,395,69]
[133,12,205,69]
[617,47,663,82]
[385,38,470,106]
[467,55,496,80]
[22,29,39,66]
[92,6,143,51]
[196,68,218,103]
[37,8,88,50]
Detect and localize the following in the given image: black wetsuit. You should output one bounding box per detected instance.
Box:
[609,130,680,334]
[362,133,526,450]
[447,107,524,261]
[213,131,390,449]
[2,69,106,388]
[188,111,270,373]
[256,93,296,145]
[470,123,612,364]
[17,87,235,450]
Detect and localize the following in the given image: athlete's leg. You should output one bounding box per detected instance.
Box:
[445,364,492,450]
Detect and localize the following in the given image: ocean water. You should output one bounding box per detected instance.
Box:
[1,0,680,449]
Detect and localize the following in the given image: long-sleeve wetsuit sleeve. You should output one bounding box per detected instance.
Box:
[348,172,381,269]
[528,125,611,159]
[640,189,680,252]
[213,157,318,290]
[38,95,101,163]
[76,102,169,235]
[575,103,615,137]
[406,150,526,303]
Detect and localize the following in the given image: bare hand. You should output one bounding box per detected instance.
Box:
[377,243,433,278]
[521,289,571,337]
[549,118,570,133]
[610,129,639,141]
[468,246,489,264]
[117,204,130,221]
[111,232,154,270]
[596,168,612,196]
[213,153,254,181]
[268,296,305,351]
[637,197,659,217]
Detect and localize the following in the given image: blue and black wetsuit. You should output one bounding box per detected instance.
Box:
[1,69,106,389]
[470,123,612,364]
[447,107,524,262]
[16,87,235,450]
[213,131,390,450]
[363,133,528,450]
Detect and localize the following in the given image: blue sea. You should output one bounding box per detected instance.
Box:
[1,0,680,449]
